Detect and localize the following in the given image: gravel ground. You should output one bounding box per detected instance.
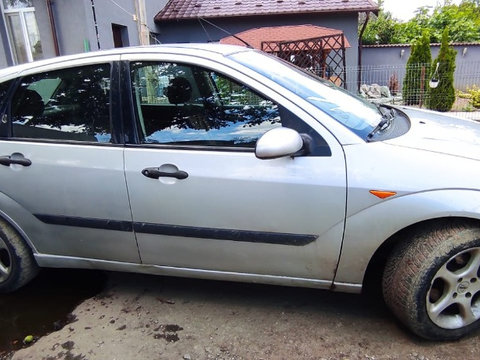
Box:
[10,271,480,360]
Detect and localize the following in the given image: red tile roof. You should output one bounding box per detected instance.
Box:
[220,25,351,50]
[155,0,378,22]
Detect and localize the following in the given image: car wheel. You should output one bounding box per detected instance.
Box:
[383,222,480,340]
[0,219,38,293]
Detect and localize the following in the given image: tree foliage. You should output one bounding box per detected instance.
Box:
[403,32,432,105]
[427,28,457,112]
[361,0,480,44]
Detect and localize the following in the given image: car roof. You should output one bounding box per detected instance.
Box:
[0,43,252,80]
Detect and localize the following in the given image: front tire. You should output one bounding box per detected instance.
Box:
[0,219,38,293]
[383,222,480,340]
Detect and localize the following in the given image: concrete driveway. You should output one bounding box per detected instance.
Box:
[9,271,480,360]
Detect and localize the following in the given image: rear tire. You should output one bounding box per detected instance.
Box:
[0,218,39,293]
[383,222,480,340]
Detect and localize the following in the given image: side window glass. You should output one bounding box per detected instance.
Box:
[131,62,281,147]
[10,64,111,143]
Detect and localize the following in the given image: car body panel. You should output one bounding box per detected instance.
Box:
[34,253,333,289]
[336,188,480,285]
[125,147,346,280]
[390,106,480,160]
[335,138,480,285]
[0,141,139,263]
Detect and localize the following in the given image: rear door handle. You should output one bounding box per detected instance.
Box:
[0,152,32,167]
[141,167,188,180]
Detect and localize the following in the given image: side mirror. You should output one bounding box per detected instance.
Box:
[255,127,304,160]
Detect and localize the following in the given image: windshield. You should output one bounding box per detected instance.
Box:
[230,51,382,139]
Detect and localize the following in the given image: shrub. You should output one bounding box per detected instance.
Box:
[402,32,432,105]
[469,86,480,108]
[427,28,457,112]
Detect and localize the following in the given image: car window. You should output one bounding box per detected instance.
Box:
[130,62,285,148]
[9,64,112,143]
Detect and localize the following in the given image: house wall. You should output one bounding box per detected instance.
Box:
[154,12,360,85]
[48,0,168,53]
[362,44,480,68]
[0,0,162,69]
[51,0,140,54]
[32,0,71,57]
[145,0,168,42]
[83,0,140,50]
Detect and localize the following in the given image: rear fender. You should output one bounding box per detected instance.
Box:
[0,191,40,253]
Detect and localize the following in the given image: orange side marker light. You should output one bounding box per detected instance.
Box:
[369,190,397,199]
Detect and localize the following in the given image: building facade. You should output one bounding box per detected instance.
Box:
[0,0,167,68]
[0,0,378,72]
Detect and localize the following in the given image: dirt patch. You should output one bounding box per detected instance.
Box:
[0,269,105,359]
[9,271,480,360]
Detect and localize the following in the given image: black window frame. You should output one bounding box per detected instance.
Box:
[0,78,16,138]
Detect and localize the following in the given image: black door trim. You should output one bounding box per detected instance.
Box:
[133,222,317,246]
[34,214,317,246]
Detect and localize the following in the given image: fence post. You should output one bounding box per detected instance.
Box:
[419,65,426,108]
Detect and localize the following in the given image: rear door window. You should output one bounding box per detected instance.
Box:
[9,64,112,143]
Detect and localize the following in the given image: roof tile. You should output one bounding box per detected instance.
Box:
[155,0,378,22]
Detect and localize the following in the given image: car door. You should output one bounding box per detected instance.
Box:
[0,59,139,264]
[123,56,346,283]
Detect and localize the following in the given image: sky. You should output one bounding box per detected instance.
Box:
[382,0,463,21]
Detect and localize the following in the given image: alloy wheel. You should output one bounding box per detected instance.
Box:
[427,247,480,329]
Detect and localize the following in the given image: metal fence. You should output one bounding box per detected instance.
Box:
[342,62,480,121]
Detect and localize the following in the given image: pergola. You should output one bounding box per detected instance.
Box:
[220,25,350,88]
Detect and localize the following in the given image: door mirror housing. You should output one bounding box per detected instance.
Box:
[255,127,304,160]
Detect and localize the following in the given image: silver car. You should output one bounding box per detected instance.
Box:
[0,44,479,341]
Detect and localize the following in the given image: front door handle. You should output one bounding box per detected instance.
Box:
[142,167,188,180]
[0,152,32,167]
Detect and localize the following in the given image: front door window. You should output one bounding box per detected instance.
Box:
[130,62,282,148]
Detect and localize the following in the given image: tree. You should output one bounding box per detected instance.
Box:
[360,0,480,44]
[427,1,480,42]
[360,0,401,45]
[402,32,432,105]
[427,28,457,112]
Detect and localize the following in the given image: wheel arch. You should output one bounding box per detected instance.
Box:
[362,216,480,296]
[0,192,39,255]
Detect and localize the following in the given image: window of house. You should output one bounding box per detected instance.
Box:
[9,64,112,143]
[112,23,129,48]
[3,0,43,64]
[112,24,130,48]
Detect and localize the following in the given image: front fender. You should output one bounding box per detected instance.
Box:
[334,189,480,286]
